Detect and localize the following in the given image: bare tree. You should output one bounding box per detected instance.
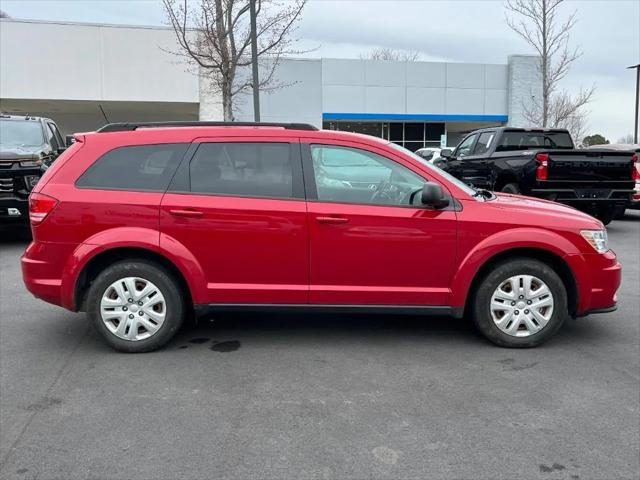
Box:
[506,0,594,132]
[360,47,421,62]
[547,89,591,143]
[163,0,307,121]
[617,133,635,144]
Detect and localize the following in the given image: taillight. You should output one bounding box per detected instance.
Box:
[632,153,640,181]
[29,192,58,226]
[536,153,549,181]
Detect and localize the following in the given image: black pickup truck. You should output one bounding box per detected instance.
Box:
[0,114,70,225]
[438,127,637,224]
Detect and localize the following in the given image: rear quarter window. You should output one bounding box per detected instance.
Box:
[76,144,188,191]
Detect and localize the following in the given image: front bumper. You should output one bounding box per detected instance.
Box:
[0,196,29,223]
[571,250,621,316]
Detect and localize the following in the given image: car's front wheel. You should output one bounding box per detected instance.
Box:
[86,260,184,353]
[471,258,568,348]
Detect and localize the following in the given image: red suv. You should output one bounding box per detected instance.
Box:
[21,122,621,352]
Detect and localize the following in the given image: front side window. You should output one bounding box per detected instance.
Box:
[77,144,188,191]
[310,145,425,206]
[45,123,60,150]
[47,123,64,150]
[456,134,477,158]
[190,142,294,199]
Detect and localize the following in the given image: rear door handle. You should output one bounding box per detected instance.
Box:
[316,216,349,224]
[169,209,204,218]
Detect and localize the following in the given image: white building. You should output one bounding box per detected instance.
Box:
[0,18,542,148]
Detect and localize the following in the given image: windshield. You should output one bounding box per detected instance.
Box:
[389,143,477,197]
[0,120,45,147]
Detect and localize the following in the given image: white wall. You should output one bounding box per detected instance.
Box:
[507,55,543,127]
[0,19,199,104]
[321,58,509,117]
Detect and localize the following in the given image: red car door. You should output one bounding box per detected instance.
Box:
[303,140,458,307]
[160,138,309,305]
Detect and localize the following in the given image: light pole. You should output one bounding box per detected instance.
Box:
[249,0,260,122]
[629,64,640,143]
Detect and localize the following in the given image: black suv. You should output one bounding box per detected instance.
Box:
[0,114,70,224]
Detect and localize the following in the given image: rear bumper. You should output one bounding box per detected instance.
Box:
[530,188,633,206]
[21,241,77,309]
[0,196,29,223]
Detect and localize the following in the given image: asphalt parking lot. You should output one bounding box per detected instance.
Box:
[0,213,638,480]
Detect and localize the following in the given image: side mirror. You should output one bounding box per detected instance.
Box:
[433,158,447,169]
[421,183,450,209]
[440,148,453,158]
[65,135,75,147]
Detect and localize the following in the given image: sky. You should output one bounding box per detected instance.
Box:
[1,0,639,141]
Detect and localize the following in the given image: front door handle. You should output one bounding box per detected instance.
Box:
[169,209,204,218]
[316,216,349,224]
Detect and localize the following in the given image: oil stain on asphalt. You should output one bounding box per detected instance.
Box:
[177,339,241,352]
[210,340,241,352]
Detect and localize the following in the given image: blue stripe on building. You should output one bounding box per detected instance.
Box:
[322,113,509,122]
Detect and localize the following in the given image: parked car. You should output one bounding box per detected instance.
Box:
[585,143,640,216]
[22,121,621,352]
[438,127,638,225]
[0,114,69,225]
[415,147,444,162]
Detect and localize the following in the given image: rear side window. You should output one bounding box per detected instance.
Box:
[189,142,295,199]
[473,132,495,155]
[496,131,574,151]
[77,144,188,191]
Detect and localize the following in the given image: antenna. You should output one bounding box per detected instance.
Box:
[98,104,110,124]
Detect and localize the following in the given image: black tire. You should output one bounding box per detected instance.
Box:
[471,258,568,348]
[86,259,185,353]
[613,205,627,220]
[500,183,521,194]
[594,208,615,226]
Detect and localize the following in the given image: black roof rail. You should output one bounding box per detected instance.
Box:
[96,121,319,133]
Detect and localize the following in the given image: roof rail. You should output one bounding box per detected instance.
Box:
[96,121,319,133]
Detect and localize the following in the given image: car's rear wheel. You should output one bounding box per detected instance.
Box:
[594,207,615,225]
[471,258,568,348]
[613,205,627,220]
[500,183,521,194]
[86,260,184,353]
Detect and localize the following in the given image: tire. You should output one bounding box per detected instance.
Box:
[594,208,615,226]
[471,258,568,348]
[613,205,627,220]
[86,259,185,353]
[500,183,521,194]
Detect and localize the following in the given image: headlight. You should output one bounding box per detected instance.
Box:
[580,229,609,253]
[19,159,42,167]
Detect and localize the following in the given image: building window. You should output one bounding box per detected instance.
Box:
[323,121,446,152]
